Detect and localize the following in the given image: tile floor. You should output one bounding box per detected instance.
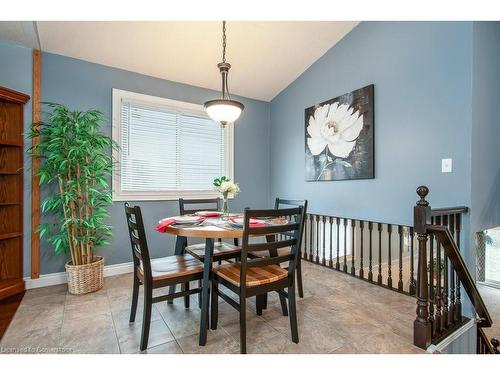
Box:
[0,262,425,354]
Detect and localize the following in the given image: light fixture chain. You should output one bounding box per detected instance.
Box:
[222,20,227,63]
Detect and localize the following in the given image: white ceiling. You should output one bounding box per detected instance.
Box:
[0,21,358,101]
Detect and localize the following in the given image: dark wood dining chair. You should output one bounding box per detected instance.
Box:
[125,203,204,351]
[249,198,308,300]
[210,206,306,354]
[179,198,240,262]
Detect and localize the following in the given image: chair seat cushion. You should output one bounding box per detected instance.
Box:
[139,254,203,281]
[213,262,288,287]
[186,242,241,259]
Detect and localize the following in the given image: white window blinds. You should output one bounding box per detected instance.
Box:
[113,90,231,200]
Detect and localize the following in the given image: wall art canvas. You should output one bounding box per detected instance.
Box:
[305,84,374,181]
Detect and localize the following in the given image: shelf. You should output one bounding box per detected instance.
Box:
[0,232,22,241]
[0,87,27,300]
[0,202,20,206]
[0,140,23,147]
[0,279,25,300]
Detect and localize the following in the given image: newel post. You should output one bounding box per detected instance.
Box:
[413,185,432,349]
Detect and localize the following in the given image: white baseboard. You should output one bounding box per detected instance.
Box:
[23,261,134,290]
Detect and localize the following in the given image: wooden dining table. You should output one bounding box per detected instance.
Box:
[161,216,244,346]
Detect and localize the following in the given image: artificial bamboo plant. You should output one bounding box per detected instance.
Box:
[28,104,117,266]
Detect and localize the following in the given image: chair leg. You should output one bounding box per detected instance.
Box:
[240,296,247,354]
[211,279,219,330]
[129,273,139,322]
[183,282,190,308]
[140,283,153,351]
[288,283,299,344]
[296,256,304,298]
[255,294,264,316]
[198,280,203,309]
[279,291,288,316]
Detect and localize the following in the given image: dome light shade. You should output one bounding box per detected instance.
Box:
[204,99,244,126]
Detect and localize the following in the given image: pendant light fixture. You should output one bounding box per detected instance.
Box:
[204,21,244,127]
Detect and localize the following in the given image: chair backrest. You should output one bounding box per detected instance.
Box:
[274,198,308,211]
[274,198,308,251]
[240,206,306,289]
[179,198,220,215]
[124,203,152,281]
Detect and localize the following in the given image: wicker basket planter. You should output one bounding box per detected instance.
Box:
[65,256,104,295]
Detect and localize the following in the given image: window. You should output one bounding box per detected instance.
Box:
[112,89,233,201]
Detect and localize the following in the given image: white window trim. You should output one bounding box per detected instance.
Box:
[112,89,234,201]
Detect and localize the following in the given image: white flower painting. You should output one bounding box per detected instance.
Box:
[305,85,374,181]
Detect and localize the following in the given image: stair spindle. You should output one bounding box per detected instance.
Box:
[368,221,373,282]
[343,218,348,273]
[328,217,333,268]
[435,215,443,333]
[303,214,308,260]
[442,215,449,329]
[336,217,340,270]
[359,220,364,279]
[315,215,320,264]
[398,225,404,291]
[455,213,462,321]
[322,216,326,265]
[409,227,416,295]
[351,219,356,276]
[429,217,435,335]
[387,224,393,289]
[309,214,314,262]
[377,223,383,285]
[449,214,456,324]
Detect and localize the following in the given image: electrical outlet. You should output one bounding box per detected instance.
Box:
[442,158,452,173]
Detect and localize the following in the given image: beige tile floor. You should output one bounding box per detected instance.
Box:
[0,262,425,354]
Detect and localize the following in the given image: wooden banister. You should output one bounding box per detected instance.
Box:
[427,224,492,327]
[477,327,499,354]
[431,207,468,216]
[413,185,497,353]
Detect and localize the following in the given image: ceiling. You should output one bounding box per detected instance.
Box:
[0,21,358,101]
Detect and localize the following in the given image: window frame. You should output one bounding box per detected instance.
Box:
[112,89,234,201]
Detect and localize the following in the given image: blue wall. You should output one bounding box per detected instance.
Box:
[471,22,500,242]
[269,22,474,252]
[0,41,33,277]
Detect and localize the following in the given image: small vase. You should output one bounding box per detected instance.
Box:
[221,193,229,220]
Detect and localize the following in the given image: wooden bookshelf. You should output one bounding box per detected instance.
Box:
[0,86,29,300]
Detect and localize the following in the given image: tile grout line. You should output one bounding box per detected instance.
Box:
[105,287,124,354]
[155,303,183,353]
[58,291,68,351]
[157,301,186,354]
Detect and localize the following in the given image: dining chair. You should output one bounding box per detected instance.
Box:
[210,206,306,354]
[179,198,240,262]
[125,203,204,351]
[249,198,308,300]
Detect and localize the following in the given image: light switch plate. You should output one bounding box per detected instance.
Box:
[442,158,452,173]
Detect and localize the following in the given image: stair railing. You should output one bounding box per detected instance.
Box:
[301,208,466,296]
[413,185,498,353]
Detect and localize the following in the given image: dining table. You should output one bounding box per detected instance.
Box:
[159,215,246,346]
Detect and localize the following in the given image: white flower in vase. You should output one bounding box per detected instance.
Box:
[213,176,240,219]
